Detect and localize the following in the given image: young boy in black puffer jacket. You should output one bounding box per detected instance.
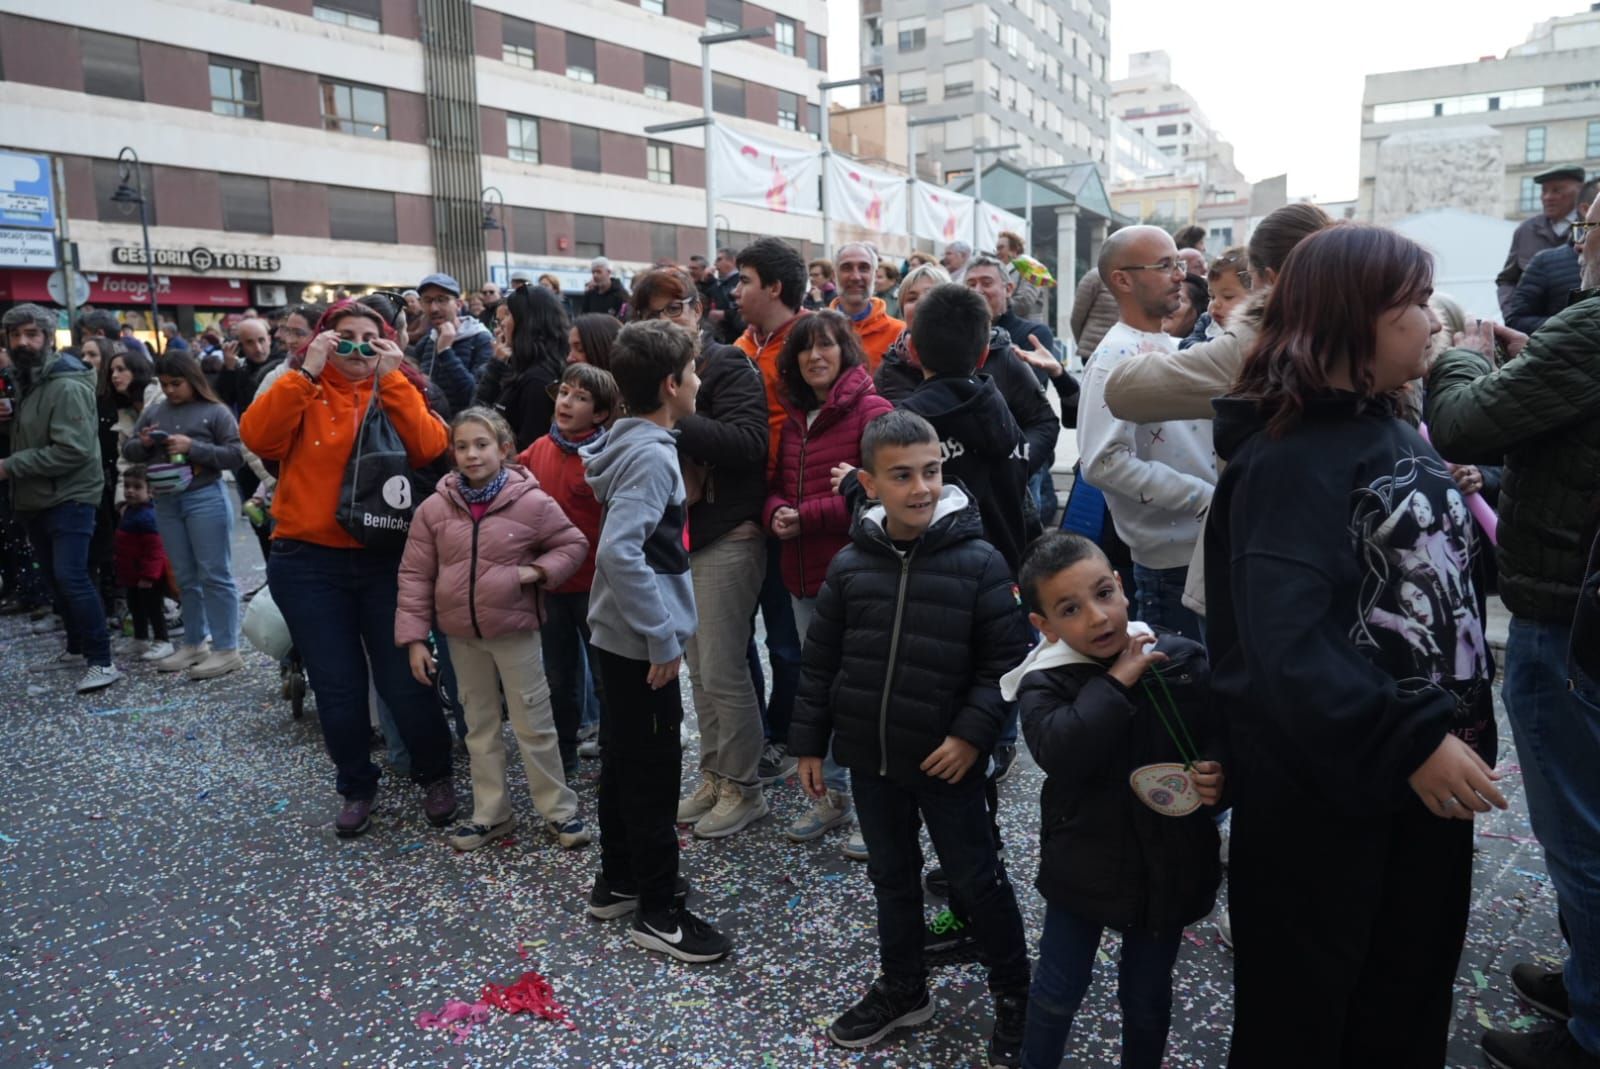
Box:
[790,409,1033,1068]
[1004,531,1226,1069]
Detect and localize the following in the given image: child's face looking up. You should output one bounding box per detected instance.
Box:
[1029,558,1130,660]
[123,478,151,506]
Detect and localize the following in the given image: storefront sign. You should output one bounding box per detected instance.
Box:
[0,227,57,268]
[0,151,57,230]
[111,245,282,274]
[0,269,249,307]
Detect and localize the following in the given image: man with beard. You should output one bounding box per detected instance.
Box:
[830,243,904,372]
[0,303,119,693]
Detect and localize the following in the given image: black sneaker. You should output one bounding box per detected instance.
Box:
[827,975,936,1049]
[587,874,691,920]
[1484,1023,1600,1069]
[987,991,1027,1068]
[758,742,798,785]
[422,778,457,827]
[335,798,373,838]
[992,743,1018,782]
[1511,963,1571,1021]
[922,866,950,898]
[925,906,981,966]
[628,907,731,963]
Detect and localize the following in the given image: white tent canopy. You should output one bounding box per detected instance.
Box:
[1391,207,1519,324]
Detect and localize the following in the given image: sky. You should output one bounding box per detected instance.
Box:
[825,0,1581,201]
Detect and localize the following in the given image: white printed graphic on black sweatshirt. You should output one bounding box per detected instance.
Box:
[1351,452,1490,688]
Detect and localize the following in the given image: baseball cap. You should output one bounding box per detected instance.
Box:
[417,273,461,296]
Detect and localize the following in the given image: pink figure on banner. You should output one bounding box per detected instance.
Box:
[766,155,789,213]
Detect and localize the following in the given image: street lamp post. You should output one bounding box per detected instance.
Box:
[111,146,161,355]
[906,115,960,247]
[817,75,875,260]
[696,27,768,264]
[480,186,509,287]
[971,141,1020,250]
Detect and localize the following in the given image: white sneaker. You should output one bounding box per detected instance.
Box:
[29,650,86,673]
[578,738,601,759]
[841,828,869,861]
[76,664,124,693]
[692,779,769,839]
[140,641,177,662]
[676,772,720,824]
[156,644,210,673]
[187,649,245,680]
[1216,909,1233,949]
[785,789,853,843]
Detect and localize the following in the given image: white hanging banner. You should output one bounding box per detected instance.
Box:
[912,181,975,245]
[977,203,1029,252]
[825,156,908,236]
[708,124,820,216]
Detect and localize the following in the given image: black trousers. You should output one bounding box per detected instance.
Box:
[594,648,684,915]
[1227,787,1473,1068]
[126,585,168,641]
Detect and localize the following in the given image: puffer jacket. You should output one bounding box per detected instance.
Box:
[788,484,1031,784]
[395,466,588,644]
[1009,629,1223,932]
[1426,290,1600,623]
[1070,269,1120,359]
[764,364,894,598]
[407,319,484,413]
[1505,245,1583,335]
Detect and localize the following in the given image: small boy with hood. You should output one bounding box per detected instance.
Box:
[790,409,1033,1067]
[1004,530,1225,1069]
[580,321,730,964]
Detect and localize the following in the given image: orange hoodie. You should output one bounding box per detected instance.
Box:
[239,365,449,549]
[832,296,905,372]
[735,311,809,474]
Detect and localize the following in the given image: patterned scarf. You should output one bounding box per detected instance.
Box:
[459,467,509,504]
[548,422,605,456]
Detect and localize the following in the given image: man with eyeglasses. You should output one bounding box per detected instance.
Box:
[1075,226,1215,644]
[1498,165,1589,318]
[480,282,502,303]
[1507,177,1598,335]
[406,272,487,412]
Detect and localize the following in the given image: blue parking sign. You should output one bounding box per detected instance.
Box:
[0,151,57,230]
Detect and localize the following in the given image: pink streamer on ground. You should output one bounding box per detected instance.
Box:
[481,970,578,1032]
[415,999,490,1044]
[1418,423,1499,546]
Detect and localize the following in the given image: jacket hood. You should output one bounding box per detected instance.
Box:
[438,464,541,511]
[581,416,676,499]
[453,315,491,340]
[41,349,95,383]
[999,622,1156,701]
[1210,397,1267,463]
[912,375,1019,460]
[853,483,984,556]
[982,325,1012,365]
[780,362,876,422]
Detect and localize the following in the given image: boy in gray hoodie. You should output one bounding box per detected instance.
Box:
[581,321,731,963]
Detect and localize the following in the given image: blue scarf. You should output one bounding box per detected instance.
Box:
[548,422,606,456]
[459,467,509,504]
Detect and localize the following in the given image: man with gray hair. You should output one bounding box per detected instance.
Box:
[578,256,628,318]
[832,242,904,368]
[941,240,973,283]
[0,303,119,693]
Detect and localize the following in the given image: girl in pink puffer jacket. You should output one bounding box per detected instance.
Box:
[397,407,592,852]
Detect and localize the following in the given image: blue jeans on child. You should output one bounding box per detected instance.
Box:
[1132,563,1203,643]
[790,595,846,793]
[542,590,602,765]
[154,480,239,651]
[25,500,110,666]
[1021,904,1182,1069]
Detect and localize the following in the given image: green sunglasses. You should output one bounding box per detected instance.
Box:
[335,340,376,356]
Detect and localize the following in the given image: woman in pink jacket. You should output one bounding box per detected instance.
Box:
[397,406,592,852]
[764,311,893,843]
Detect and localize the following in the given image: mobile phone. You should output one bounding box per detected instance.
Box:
[148,429,170,443]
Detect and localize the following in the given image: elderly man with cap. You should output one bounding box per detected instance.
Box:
[509,269,532,292]
[1507,177,1600,335]
[1499,165,1589,317]
[941,240,973,283]
[406,272,489,412]
[577,257,628,318]
[0,303,119,693]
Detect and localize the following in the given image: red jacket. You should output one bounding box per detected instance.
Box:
[395,467,589,645]
[764,364,894,597]
[114,502,171,588]
[517,431,603,594]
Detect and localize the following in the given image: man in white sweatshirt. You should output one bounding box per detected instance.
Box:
[1075,226,1215,642]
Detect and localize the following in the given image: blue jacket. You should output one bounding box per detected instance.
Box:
[1505,245,1582,335]
[409,317,491,413]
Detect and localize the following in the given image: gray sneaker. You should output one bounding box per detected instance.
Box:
[676,772,719,824]
[578,737,601,759]
[693,779,769,839]
[842,828,869,862]
[30,650,86,673]
[75,664,123,693]
[757,742,798,785]
[785,789,853,842]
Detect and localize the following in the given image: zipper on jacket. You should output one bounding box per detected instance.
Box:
[876,546,915,776]
[467,516,484,639]
[794,430,809,594]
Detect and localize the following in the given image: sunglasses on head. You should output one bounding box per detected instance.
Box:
[335,340,376,357]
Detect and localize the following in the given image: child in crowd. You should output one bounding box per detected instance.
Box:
[792,409,1032,1067]
[581,321,729,963]
[397,406,591,851]
[114,465,176,662]
[123,352,245,681]
[1003,532,1225,1069]
[516,363,617,778]
[1184,246,1253,347]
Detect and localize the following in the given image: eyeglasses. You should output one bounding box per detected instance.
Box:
[1574,221,1599,245]
[643,298,699,319]
[1117,259,1186,277]
[335,340,376,356]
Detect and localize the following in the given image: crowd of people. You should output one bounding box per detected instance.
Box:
[2,169,1598,1069]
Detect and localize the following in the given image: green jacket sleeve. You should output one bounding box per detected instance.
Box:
[5,378,100,480]
[1425,297,1600,464]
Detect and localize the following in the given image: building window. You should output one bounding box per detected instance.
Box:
[81,31,143,101]
[945,61,973,97]
[651,223,678,262]
[898,70,927,105]
[1374,87,1545,123]
[807,103,822,138]
[566,34,597,82]
[219,174,272,233]
[94,159,156,224]
[897,17,926,52]
[574,214,605,259]
[1589,120,1600,159]
[1518,176,1538,213]
[775,16,796,56]
[706,0,742,34]
[320,79,387,138]
[571,125,602,173]
[312,0,381,32]
[944,5,974,41]
[328,188,396,243]
[647,141,673,183]
[1156,123,1178,137]
[777,91,799,131]
[641,0,666,12]
[986,7,1001,44]
[712,72,745,117]
[511,206,547,254]
[644,55,671,100]
[507,114,540,163]
[1525,125,1547,164]
[209,58,261,119]
[502,16,536,69]
[805,31,823,71]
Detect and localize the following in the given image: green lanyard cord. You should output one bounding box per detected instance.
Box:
[1139,662,1201,770]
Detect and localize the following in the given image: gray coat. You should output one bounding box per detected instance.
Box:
[1497,212,1575,315]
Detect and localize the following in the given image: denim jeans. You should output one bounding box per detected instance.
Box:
[153,480,240,651]
[267,539,452,800]
[1504,617,1600,1056]
[1021,904,1182,1069]
[1132,563,1203,643]
[755,539,801,745]
[791,595,847,793]
[851,768,1030,992]
[25,500,110,666]
[541,590,602,767]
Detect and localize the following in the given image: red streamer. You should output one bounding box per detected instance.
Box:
[480,970,577,1032]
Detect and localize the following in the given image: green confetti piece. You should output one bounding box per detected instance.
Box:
[1473,969,1487,989]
